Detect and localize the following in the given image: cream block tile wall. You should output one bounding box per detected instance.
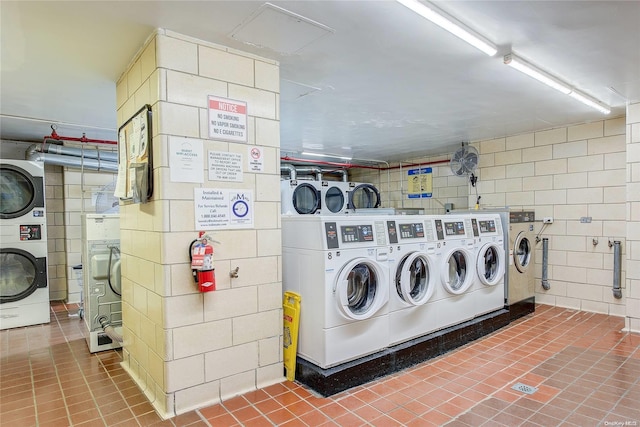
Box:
[117,29,282,419]
[349,157,469,213]
[472,118,627,317]
[44,165,67,300]
[627,102,640,332]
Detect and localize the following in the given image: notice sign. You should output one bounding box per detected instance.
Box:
[194,188,254,230]
[209,151,243,182]
[248,146,264,172]
[407,167,433,199]
[208,96,248,143]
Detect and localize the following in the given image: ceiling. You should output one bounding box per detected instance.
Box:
[1,1,639,163]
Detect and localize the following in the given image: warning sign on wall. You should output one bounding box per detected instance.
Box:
[407,167,433,199]
[208,96,248,143]
[248,146,264,172]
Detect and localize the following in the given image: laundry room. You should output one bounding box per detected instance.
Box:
[1,1,640,426]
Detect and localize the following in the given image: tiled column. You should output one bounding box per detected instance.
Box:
[116,29,282,418]
[626,102,640,332]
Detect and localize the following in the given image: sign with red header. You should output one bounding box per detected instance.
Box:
[208,96,248,143]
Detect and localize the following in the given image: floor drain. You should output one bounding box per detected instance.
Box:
[511,382,538,395]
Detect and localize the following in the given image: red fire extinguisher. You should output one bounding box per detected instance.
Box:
[189,232,216,292]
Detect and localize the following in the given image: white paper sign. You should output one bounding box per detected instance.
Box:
[170,137,204,183]
[208,96,248,143]
[209,151,243,182]
[247,146,264,172]
[194,188,254,230]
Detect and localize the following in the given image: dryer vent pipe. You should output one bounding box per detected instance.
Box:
[613,241,622,299]
[280,163,348,181]
[26,143,118,172]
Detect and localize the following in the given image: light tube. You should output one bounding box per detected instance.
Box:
[302,152,352,161]
[396,0,497,56]
[568,91,611,115]
[504,54,571,95]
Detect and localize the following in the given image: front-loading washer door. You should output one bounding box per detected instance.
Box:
[0,248,48,303]
[292,183,321,214]
[0,164,45,220]
[348,184,381,209]
[396,252,435,305]
[335,258,388,320]
[324,186,345,213]
[440,248,473,295]
[513,232,532,273]
[477,242,505,286]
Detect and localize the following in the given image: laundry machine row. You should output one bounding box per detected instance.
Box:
[281,179,381,215]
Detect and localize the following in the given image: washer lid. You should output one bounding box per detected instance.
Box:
[292,182,321,214]
[0,248,47,303]
[396,252,435,306]
[0,164,45,219]
[441,248,473,294]
[477,242,505,286]
[335,258,388,320]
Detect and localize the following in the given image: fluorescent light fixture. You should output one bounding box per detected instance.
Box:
[504,53,611,114]
[504,54,571,95]
[568,91,611,115]
[302,152,352,161]
[396,0,497,56]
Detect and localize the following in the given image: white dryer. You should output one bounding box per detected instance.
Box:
[0,159,46,225]
[281,179,322,215]
[433,216,476,331]
[282,215,389,368]
[320,181,350,214]
[469,214,506,317]
[0,223,50,329]
[386,215,439,345]
[347,182,382,210]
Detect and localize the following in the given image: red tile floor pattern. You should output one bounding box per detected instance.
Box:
[1,303,639,426]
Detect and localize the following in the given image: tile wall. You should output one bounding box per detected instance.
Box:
[116,29,282,418]
[627,102,640,332]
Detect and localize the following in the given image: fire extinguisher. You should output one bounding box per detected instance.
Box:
[189,232,216,292]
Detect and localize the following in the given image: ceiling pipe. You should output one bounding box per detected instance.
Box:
[294,167,323,181]
[280,164,297,180]
[44,126,118,145]
[26,144,118,173]
[38,142,117,162]
[280,155,449,171]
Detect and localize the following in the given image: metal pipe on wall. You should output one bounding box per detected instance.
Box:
[541,238,550,290]
[26,146,118,173]
[613,241,622,299]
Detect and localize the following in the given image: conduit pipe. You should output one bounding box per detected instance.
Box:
[280,164,297,180]
[26,145,118,173]
[38,142,117,162]
[45,127,118,145]
[613,241,622,299]
[541,238,550,290]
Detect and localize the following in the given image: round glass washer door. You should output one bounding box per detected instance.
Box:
[292,183,320,214]
[513,232,532,273]
[440,248,473,295]
[0,249,44,303]
[395,252,435,305]
[348,184,381,209]
[335,258,388,320]
[477,242,505,286]
[0,166,38,219]
[324,186,345,213]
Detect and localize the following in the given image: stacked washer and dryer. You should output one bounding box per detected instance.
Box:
[0,159,50,329]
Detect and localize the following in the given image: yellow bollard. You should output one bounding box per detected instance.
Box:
[283,291,301,381]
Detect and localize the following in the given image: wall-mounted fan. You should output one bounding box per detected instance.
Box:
[449,143,479,178]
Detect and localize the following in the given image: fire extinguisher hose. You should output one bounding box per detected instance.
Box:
[189,239,199,282]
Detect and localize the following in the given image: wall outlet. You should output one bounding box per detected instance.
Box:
[543,217,553,224]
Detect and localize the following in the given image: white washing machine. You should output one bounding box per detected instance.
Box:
[0,159,46,225]
[433,216,476,331]
[282,215,389,368]
[0,223,50,329]
[469,213,506,317]
[82,214,122,352]
[281,179,322,215]
[386,215,439,345]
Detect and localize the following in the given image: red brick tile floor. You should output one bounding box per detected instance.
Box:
[1,303,638,426]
